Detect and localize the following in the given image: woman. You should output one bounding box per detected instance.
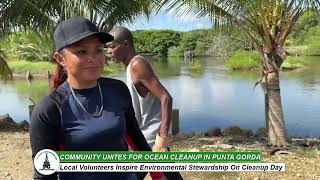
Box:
[30,16,165,180]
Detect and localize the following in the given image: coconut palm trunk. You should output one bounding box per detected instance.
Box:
[260,48,288,146]
[265,72,288,146]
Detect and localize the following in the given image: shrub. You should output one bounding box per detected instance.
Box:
[225,50,260,70]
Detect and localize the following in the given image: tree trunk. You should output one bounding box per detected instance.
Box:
[260,47,289,147]
[0,56,13,80]
[265,72,288,147]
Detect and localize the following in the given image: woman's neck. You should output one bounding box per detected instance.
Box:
[67,77,97,89]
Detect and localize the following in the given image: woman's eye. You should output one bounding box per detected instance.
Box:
[77,50,86,54]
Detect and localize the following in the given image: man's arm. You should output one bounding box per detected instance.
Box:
[131,57,172,151]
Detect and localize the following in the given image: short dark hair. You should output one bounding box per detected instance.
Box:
[109,26,134,46]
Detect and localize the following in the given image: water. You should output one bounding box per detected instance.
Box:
[1,56,319,137]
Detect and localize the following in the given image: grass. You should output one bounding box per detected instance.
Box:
[7,61,55,74]
[282,56,305,69]
[7,60,124,75]
[284,45,308,56]
[225,50,260,70]
[305,43,320,56]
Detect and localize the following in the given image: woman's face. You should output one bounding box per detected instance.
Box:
[61,36,105,84]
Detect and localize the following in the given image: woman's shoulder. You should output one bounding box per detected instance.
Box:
[33,95,60,115]
[31,95,61,127]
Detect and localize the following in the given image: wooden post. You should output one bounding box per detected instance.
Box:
[26,71,31,80]
[171,109,179,135]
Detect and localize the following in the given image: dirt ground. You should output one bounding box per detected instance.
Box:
[0,131,319,180]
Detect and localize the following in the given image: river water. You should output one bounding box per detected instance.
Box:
[1,56,319,137]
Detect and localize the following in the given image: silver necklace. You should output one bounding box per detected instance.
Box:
[68,82,104,117]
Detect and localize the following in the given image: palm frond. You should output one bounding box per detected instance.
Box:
[0,0,155,33]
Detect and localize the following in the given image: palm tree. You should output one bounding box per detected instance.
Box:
[160,0,320,146]
[0,0,157,78]
[0,0,156,31]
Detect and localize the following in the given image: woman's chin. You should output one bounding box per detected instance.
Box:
[81,72,102,82]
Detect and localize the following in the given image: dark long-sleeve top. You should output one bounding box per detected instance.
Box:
[30,77,151,180]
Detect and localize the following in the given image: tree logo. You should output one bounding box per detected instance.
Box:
[34,149,60,175]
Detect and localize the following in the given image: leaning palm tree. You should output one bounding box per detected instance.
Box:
[160,0,320,146]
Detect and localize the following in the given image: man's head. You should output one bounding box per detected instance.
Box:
[107,26,135,64]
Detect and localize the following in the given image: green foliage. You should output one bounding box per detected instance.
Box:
[134,29,217,58]
[291,10,320,45]
[2,31,54,61]
[304,26,320,56]
[282,57,305,69]
[179,32,198,52]
[0,0,156,32]
[133,30,180,57]
[168,46,182,57]
[7,61,55,73]
[306,42,320,56]
[7,60,123,76]
[225,50,260,70]
[285,46,308,56]
[168,29,216,57]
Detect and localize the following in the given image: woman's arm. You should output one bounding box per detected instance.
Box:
[30,96,61,180]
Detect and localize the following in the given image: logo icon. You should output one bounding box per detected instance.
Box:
[34,149,60,175]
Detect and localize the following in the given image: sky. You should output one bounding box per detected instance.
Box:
[123,11,213,32]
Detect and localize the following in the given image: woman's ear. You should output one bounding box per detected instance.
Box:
[53,52,66,67]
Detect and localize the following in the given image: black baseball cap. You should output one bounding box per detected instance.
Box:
[54,16,114,51]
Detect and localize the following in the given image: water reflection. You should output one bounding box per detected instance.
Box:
[0,80,49,122]
[1,56,319,137]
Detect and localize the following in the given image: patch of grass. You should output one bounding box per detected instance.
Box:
[8,61,55,74]
[225,50,260,70]
[305,42,320,56]
[284,45,308,56]
[8,60,124,75]
[282,56,305,69]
